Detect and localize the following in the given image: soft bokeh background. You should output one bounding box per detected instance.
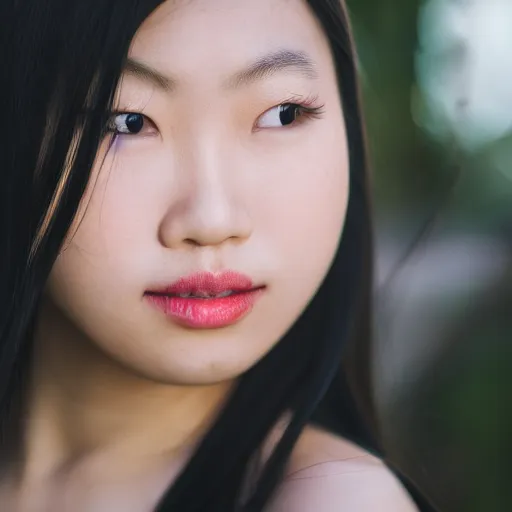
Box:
[346,0,512,510]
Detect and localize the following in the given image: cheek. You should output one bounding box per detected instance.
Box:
[260,129,349,263]
[275,158,347,246]
[59,144,162,267]
[254,125,349,316]
[45,155,152,321]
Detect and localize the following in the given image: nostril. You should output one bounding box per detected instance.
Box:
[184,238,202,247]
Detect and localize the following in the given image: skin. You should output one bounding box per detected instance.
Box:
[1,0,417,510]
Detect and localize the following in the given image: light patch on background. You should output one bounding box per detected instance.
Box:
[415,0,512,148]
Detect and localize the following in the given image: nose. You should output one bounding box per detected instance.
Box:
[158,157,252,250]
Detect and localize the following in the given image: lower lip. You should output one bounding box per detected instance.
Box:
[145,289,263,329]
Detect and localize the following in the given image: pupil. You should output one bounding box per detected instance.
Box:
[279,104,298,126]
[126,113,143,133]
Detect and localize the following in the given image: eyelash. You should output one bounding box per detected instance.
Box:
[106,95,325,137]
[253,94,325,131]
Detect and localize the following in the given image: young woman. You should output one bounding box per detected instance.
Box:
[0,0,432,510]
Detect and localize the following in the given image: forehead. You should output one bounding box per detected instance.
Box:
[129,0,333,82]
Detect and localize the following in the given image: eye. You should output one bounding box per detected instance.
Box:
[107,112,156,136]
[256,102,323,129]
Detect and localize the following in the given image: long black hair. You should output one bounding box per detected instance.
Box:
[0,1,432,510]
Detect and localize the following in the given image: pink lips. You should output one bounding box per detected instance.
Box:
[144,271,264,329]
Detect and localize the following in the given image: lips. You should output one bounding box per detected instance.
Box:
[173,290,239,298]
[144,271,264,329]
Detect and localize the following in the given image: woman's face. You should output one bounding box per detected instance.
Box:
[44,0,349,385]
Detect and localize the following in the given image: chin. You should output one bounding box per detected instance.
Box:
[146,367,242,387]
[113,351,252,387]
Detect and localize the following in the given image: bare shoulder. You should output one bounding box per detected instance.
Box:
[266,424,419,512]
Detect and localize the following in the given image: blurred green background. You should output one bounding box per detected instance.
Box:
[346,0,512,510]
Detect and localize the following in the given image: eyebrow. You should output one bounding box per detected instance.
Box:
[224,49,319,88]
[123,49,319,92]
[123,58,175,91]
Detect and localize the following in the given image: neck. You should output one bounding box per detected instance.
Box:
[13,299,234,486]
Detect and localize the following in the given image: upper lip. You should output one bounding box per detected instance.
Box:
[146,271,260,296]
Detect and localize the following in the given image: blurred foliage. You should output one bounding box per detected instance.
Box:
[391,274,511,511]
[345,0,512,510]
[348,0,449,213]
[348,0,512,228]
